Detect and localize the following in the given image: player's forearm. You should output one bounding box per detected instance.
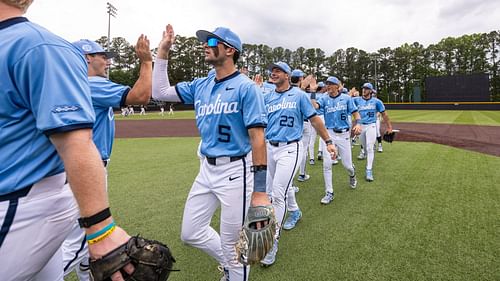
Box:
[382,112,393,130]
[152,58,181,102]
[310,116,331,143]
[127,61,152,105]
[248,127,266,165]
[50,129,109,217]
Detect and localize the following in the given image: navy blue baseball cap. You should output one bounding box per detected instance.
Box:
[196,27,242,53]
[362,82,375,91]
[268,61,291,75]
[291,69,305,77]
[72,39,116,58]
[326,76,341,85]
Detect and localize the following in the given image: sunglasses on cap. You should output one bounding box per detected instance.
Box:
[207,37,233,49]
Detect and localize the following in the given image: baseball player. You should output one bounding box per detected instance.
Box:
[290,69,312,182]
[152,24,271,281]
[308,82,326,165]
[262,62,336,266]
[310,76,361,204]
[60,37,153,281]
[0,2,133,280]
[353,83,393,181]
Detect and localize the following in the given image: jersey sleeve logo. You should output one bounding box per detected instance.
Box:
[51,105,82,113]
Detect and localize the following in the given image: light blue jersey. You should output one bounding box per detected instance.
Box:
[314,93,325,115]
[0,17,95,195]
[261,81,276,95]
[317,93,357,130]
[176,71,267,157]
[353,96,385,124]
[88,76,130,160]
[264,87,317,142]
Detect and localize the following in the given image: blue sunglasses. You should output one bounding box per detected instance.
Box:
[207,37,233,49]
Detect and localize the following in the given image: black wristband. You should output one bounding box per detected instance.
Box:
[250,165,267,172]
[78,207,111,228]
[325,139,333,145]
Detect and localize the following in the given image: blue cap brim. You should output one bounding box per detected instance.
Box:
[196,30,239,52]
[268,63,290,75]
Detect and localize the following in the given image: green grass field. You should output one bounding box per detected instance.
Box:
[66,138,500,281]
[115,110,500,126]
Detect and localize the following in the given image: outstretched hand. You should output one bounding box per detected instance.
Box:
[158,24,175,59]
[135,34,152,63]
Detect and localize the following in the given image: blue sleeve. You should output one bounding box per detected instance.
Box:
[14,45,95,134]
[316,94,325,109]
[175,80,199,104]
[300,92,317,119]
[377,99,386,113]
[241,82,267,128]
[347,96,358,114]
[90,79,130,109]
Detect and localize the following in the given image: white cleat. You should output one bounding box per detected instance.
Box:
[349,175,357,189]
[320,192,335,204]
[297,174,310,182]
[261,240,279,266]
[378,144,383,153]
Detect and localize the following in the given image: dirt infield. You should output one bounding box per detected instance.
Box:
[116,120,500,157]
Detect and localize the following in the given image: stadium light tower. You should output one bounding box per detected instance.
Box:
[106,2,117,78]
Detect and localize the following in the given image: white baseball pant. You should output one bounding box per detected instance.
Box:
[322,130,355,193]
[298,121,311,176]
[266,141,302,237]
[0,173,79,281]
[359,123,377,170]
[181,154,253,281]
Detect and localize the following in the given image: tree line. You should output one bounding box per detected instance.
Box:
[97,30,500,102]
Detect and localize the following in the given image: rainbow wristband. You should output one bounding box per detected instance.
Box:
[86,221,115,241]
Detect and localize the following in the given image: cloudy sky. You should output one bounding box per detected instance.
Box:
[26,0,500,54]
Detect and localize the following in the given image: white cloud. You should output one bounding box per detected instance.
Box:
[26,0,500,54]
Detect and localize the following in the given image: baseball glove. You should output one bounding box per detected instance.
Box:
[89,236,176,281]
[383,131,397,143]
[235,205,277,265]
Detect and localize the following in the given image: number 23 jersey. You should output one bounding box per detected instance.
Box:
[264,87,316,142]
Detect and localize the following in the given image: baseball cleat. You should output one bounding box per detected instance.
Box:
[297,174,310,182]
[332,158,339,165]
[357,151,366,160]
[218,266,230,281]
[309,159,315,165]
[317,152,323,161]
[377,144,383,152]
[260,240,279,266]
[291,185,299,193]
[366,169,374,181]
[349,175,357,189]
[283,209,302,230]
[320,192,335,204]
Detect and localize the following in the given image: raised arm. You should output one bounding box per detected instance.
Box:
[125,34,153,105]
[152,24,181,102]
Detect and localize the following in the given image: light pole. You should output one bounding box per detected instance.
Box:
[106,2,117,78]
[371,54,379,90]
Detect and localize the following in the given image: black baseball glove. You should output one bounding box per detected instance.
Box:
[383,131,397,143]
[89,236,176,281]
[235,205,277,265]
